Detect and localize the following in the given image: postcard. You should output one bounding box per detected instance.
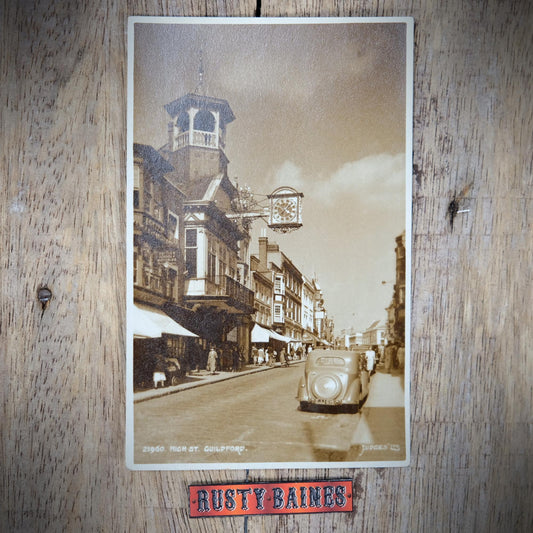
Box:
[126,16,413,470]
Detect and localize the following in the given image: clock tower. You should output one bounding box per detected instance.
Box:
[162,93,235,184]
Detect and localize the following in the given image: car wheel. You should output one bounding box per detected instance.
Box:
[171,376,179,386]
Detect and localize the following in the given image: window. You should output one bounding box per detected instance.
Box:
[274,303,284,323]
[164,268,177,299]
[133,252,138,284]
[218,260,226,281]
[208,251,216,282]
[274,274,285,295]
[185,229,197,278]
[134,165,141,208]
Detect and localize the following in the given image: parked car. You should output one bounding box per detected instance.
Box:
[296,349,370,413]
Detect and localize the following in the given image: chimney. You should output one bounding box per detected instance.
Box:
[259,236,268,268]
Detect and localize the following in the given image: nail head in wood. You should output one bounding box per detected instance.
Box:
[38,287,52,310]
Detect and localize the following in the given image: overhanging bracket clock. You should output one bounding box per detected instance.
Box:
[267,186,304,234]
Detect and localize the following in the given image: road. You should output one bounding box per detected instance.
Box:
[134,364,405,465]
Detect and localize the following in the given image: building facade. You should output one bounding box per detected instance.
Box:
[385,231,406,346]
[362,319,387,346]
[160,92,255,362]
[255,236,304,343]
[250,254,273,329]
[301,276,320,346]
[133,143,196,387]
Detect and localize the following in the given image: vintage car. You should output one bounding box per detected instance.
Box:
[297,349,370,413]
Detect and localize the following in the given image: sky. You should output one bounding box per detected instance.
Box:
[132,19,410,334]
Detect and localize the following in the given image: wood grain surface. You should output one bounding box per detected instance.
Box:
[1,1,531,531]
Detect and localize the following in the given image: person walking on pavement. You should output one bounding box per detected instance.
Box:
[397,344,405,371]
[232,346,241,372]
[252,345,258,365]
[365,346,376,375]
[385,343,397,373]
[279,347,289,367]
[257,346,264,365]
[207,346,217,374]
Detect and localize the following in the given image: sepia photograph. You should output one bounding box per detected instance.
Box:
[126,17,413,470]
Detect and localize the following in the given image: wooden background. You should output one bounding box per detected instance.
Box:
[2,0,531,531]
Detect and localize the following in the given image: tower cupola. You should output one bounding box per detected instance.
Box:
[163,94,235,181]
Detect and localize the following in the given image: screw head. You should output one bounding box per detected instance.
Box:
[38,287,52,308]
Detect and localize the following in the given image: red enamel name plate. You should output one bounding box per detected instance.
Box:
[189,480,353,517]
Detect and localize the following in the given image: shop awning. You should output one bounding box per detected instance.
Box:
[251,324,294,344]
[133,304,198,338]
[268,329,294,343]
[302,331,319,343]
[251,323,271,343]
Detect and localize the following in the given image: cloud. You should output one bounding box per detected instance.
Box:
[314,153,406,204]
[271,161,306,190]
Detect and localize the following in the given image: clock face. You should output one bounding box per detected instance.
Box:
[272,197,298,224]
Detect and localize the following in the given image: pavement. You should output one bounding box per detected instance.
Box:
[133,360,305,403]
[350,367,407,460]
[364,367,406,407]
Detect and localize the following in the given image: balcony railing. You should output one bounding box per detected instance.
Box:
[134,210,166,239]
[224,275,254,309]
[192,130,217,148]
[173,130,218,150]
[135,269,176,300]
[185,275,254,312]
[174,131,189,150]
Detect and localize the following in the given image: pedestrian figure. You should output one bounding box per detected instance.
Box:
[252,345,259,365]
[264,348,269,366]
[378,344,385,366]
[385,343,397,373]
[207,346,217,374]
[279,347,289,367]
[257,346,265,365]
[365,347,376,374]
[397,344,405,370]
[232,346,241,372]
[153,354,167,388]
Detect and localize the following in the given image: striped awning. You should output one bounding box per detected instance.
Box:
[132,304,198,338]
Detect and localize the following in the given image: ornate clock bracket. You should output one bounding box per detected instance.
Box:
[228,185,304,234]
[267,186,304,234]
